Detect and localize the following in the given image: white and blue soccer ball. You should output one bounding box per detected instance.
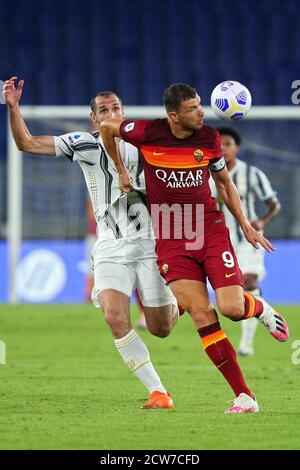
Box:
[210,81,252,121]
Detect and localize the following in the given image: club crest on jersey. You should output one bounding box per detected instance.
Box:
[193,149,203,162]
[162,264,169,274]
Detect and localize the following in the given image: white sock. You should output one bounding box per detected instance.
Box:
[241,317,258,345]
[114,329,167,394]
[241,288,260,345]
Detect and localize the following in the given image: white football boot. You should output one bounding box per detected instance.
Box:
[225,393,259,414]
[257,298,289,342]
[238,341,254,356]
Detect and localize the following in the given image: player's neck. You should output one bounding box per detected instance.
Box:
[169,122,194,139]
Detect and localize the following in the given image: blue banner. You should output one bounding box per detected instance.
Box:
[0,240,86,303]
[0,240,300,304]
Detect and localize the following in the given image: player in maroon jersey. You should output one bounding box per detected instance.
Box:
[101,83,289,413]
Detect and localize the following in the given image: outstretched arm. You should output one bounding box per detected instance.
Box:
[3,77,56,155]
[211,167,275,252]
[100,118,133,192]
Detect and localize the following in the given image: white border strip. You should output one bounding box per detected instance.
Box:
[20,105,300,120]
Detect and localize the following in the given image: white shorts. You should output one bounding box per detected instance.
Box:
[235,241,266,281]
[91,238,176,309]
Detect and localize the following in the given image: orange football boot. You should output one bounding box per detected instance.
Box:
[141,391,174,409]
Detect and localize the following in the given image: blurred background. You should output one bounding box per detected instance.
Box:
[0,0,300,303]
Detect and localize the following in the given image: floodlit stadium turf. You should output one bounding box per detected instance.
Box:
[0,305,299,450]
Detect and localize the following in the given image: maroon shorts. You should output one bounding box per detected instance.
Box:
[156,211,244,290]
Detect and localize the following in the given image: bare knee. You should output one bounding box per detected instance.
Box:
[101,303,131,338]
[104,306,128,337]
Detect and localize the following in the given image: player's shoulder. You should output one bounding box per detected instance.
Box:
[124,118,165,131]
[142,118,169,138]
[236,158,248,169]
[194,125,220,147]
[62,131,99,149]
[249,162,265,174]
[149,118,170,131]
[236,159,267,182]
[237,158,260,173]
[149,118,168,128]
[248,162,269,181]
[201,124,219,137]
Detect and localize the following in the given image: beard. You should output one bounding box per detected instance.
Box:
[180,118,203,131]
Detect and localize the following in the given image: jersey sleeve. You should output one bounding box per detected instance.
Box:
[119,120,151,148]
[208,130,226,172]
[54,132,99,162]
[251,166,277,201]
[54,134,74,159]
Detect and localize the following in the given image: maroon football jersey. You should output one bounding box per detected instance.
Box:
[120,118,225,240]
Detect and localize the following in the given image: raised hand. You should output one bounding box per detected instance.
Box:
[242,223,275,253]
[3,76,24,107]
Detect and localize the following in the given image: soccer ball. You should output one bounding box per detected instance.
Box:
[210,81,252,121]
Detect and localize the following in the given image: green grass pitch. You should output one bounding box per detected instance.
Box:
[0,305,299,450]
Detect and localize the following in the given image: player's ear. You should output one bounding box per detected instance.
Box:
[90,111,97,123]
[168,111,179,124]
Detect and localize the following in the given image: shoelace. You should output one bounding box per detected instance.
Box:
[263,317,270,327]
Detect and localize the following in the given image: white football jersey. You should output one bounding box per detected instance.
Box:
[54,131,153,240]
[210,159,276,246]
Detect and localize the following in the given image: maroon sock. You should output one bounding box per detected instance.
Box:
[242,292,263,320]
[198,322,253,398]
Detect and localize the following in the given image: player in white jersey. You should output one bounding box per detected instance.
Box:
[3,76,179,409]
[210,128,281,356]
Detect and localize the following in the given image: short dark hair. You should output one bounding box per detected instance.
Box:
[163,83,197,112]
[90,91,123,112]
[218,127,241,146]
